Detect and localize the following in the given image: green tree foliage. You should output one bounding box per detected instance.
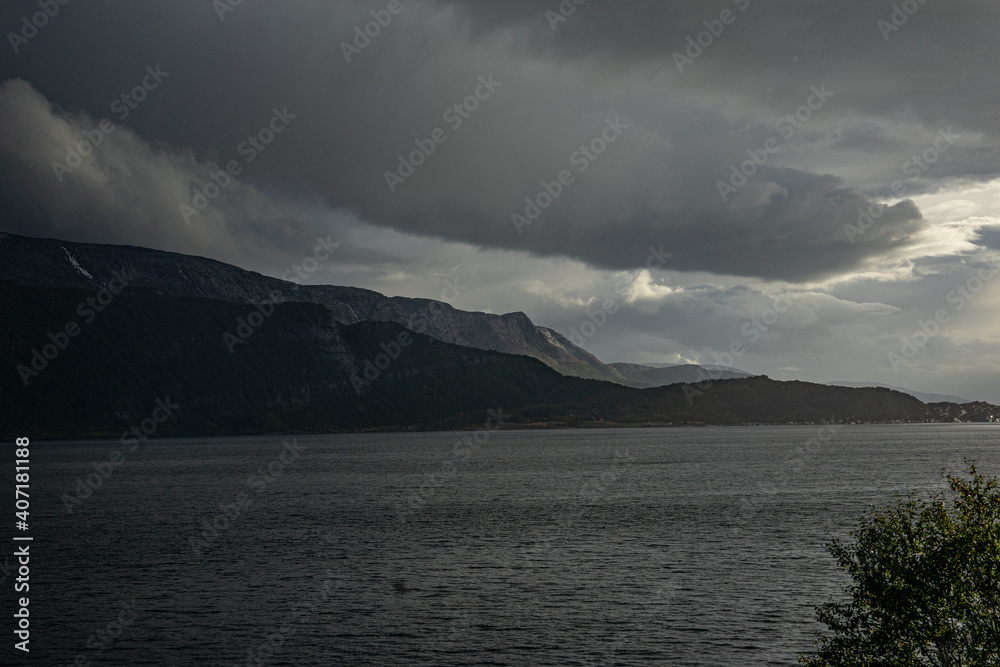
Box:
[801,463,1000,666]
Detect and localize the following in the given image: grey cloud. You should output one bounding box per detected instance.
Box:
[976,226,1000,251]
[0,78,343,272]
[0,0,968,283]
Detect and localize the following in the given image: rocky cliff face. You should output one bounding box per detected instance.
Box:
[0,233,652,384]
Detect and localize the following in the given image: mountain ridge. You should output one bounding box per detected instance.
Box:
[0,233,665,387]
[827,381,974,405]
[2,272,997,439]
[1,232,993,408]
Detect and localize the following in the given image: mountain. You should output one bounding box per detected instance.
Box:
[827,381,974,405]
[0,233,711,388]
[644,362,749,373]
[607,363,750,388]
[0,277,610,438]
[1,269,996,439]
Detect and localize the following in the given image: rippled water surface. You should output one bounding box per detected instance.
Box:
[21,424,1000,665]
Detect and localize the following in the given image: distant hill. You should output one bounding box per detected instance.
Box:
[828,381,974,405]
[607,363,750,388]
[643,362,749,374]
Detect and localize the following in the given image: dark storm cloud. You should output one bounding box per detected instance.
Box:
[429,0,1000,159]
[0,0,998,282]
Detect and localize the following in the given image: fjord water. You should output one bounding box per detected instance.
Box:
[25,424,1000,665]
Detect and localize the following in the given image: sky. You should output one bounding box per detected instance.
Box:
[1,0,999,402]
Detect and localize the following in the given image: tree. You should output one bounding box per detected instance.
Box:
[800,463,1000,666]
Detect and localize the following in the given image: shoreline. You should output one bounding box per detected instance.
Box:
[17,419,1000,444]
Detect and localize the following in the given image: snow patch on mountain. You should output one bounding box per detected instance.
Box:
[61,246,94,280]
